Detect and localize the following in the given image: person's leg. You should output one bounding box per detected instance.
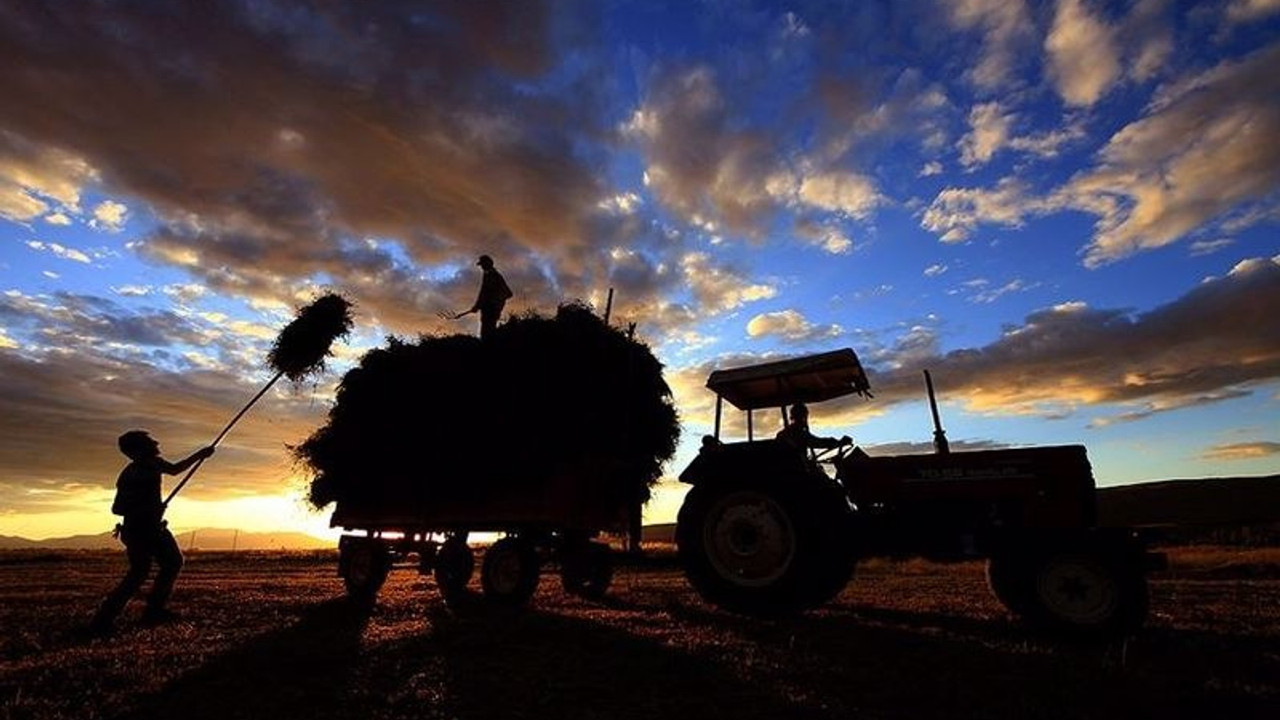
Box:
[92,529,153,629]
[146,527,184,615]
[480,308,498,339]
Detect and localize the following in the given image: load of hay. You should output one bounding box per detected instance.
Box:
[296,303,679,526]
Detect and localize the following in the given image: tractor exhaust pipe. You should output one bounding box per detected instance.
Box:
[924,370,950,455]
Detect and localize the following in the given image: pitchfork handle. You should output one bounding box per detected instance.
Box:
[163,369,286,507]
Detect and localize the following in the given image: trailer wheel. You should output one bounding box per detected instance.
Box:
[561,541,614,600]
[481,537,540,607]
[1022,546,1149,637]
[340,538,390,603]
[986,555,1033,618]
[434,536,475,602]
[677,476,849,616]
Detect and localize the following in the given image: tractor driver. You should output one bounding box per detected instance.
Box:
[776,403,852,460]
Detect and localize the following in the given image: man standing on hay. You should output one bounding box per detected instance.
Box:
[88,431,214,635]
[454,254,513,339]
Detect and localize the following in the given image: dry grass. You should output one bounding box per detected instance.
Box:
[1,548,1277,719]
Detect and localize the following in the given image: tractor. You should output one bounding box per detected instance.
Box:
[676,349,1164,636]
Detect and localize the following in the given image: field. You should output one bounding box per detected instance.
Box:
[2,547,1278,720]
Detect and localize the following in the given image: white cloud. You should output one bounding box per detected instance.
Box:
[969,277,1032,304]
[680,252,776,312]
[43,212,72,226]
[0,328,16,349]
[746,309,842,343]
[921,178,1049,242]
[943,0,1035,90]
[794,170,881,218]
[597,192,642,215]
[25,240,92,264]
[919,161,943,177]
[1189,238,1235,256]
[924,264,949,277]
[1045,0,1122,107]
[1068,42,1280,266]
[112,285,153,297]
[1007,121,1087,158]
[90,200,128,232]
[958,102,1013,167]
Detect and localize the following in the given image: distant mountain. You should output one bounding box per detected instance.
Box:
[0,528,333,551]
[1097,475,1280,528]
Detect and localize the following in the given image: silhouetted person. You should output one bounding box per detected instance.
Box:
[89,430,213,635]
[776,403,851,460]
[453,254,512,339]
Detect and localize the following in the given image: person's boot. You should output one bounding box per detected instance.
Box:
[83,610,117,639]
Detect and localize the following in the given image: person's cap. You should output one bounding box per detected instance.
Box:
[477,254,494,267]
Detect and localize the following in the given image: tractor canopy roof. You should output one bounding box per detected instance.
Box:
[706,348,872,411]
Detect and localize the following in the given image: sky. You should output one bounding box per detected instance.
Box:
[1,0,1278,540]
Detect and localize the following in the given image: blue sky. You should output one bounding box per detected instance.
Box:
[1,0,1277,539]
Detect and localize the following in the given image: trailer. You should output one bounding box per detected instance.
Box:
[331,461,624,608]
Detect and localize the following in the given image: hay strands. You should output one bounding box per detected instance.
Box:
[163,293,354,508]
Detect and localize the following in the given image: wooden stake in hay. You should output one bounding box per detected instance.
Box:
[164,293,354,509]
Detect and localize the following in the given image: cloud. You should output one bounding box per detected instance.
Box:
[1068,42,1280,266]
[680,252,776,312]
[924,264,948,277]
[1125,0,1174,82]
[0,343,329,512]
[922,43,1280,264]
[942,0,1035,90]
[90,200,128,232]
[1201,441,1280,461]
[626,65,884,237]
[1224,0,1280,25]
[1045,0,1121,107]
[794,220,853,255]
[625,66,780,235]
[919,161,944,177]
[1189,238,1235,256]
[0,131,96,222]
[920,177,1047,242]
[958,102,1013,167]
[25,240,92,264]
[43,212,72,226]
[745,309,843,343]
[0,1,615,311]
[865,256,1280,421]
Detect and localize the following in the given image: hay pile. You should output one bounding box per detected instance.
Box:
[297,303,679,520]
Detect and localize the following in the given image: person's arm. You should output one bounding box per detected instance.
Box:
[159,446,215,475]
[809,432,853,450]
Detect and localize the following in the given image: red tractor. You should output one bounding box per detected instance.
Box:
[676,349,1164,636]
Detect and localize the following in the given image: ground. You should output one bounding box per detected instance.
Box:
[1,546,1278,719]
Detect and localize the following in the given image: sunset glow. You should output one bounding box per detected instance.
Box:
[1,1,1277,541]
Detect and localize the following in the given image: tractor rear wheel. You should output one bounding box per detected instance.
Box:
[481,537,540,607]
[1022,546,1148,637]
[677,475,853,616]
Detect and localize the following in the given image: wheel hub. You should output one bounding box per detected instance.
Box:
[704,491,796,587]
[1037,555,1118,624]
